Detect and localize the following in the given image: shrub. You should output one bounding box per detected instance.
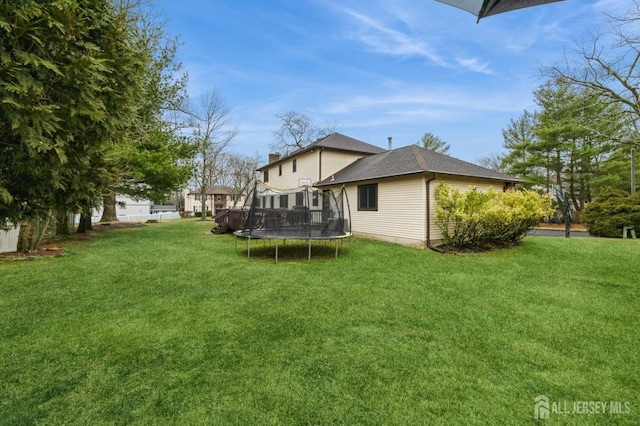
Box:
[581,187,640,237]
[193,210,213,218]
[435,184,553,249]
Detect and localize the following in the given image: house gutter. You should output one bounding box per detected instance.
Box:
[425,174,444,253]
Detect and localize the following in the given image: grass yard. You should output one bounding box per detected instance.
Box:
[0,219,638,425]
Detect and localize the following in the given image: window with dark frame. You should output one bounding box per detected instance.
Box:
[292,159,297,173]
[312,190,319,207]
[278,164,282,176]
[279,194,288,208]
[358,183,378,211]
[264,169,269,182]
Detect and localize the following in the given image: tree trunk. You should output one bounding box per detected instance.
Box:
[16,219,35,252]
[100,193,118,222]
[34,214,52,250]
[56,209,70,236]
[200,193,207,220]
[77,210,93,233]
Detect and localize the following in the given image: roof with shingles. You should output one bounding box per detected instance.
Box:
[315,144,522,186]
[188,185,238,195]
[257,132,386,170]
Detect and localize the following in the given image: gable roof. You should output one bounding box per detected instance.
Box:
[257,132,386,170]
[316,145,521,186]
[188,185,239,195]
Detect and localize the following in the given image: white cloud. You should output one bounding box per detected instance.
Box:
[337,7,449,66]
[321,86,532,116]
[456,57,493,75]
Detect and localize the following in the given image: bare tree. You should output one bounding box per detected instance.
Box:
[545,3,640,135]
[272,111,336,154]
[190,89,237,219]
[418,132,450,154]
[223,153,260,208]
[476,153,507,173]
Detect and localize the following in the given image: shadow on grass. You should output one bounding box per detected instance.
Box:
[235,239,351,263]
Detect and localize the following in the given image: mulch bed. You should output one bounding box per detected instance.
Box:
[435,241,522,255]
[0,247,66,261]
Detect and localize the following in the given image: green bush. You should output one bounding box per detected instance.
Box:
[193,211,212,218]
[435,184,553,248]
[582,187,640,237]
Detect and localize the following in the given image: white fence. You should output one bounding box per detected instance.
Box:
[0,224,20,253]
[81,212,181,223]
[113,212,181,222]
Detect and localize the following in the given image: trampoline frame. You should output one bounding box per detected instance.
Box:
[233,230,353,263]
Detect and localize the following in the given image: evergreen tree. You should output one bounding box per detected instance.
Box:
[418,132,450,154]
[0,1,193,248]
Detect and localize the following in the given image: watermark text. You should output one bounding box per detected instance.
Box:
[534,395,631,420]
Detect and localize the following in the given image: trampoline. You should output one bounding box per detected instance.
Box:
[233,182,352,262]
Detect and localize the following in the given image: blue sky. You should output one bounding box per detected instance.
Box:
[154,0,628,164]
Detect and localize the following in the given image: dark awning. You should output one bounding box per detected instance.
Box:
[435,0,565,22]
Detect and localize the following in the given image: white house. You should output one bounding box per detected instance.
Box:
[89,195,154,222]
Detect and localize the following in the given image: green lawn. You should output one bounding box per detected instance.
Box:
[0,219,638,425]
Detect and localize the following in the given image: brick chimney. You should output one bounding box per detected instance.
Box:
[268,153,281,163]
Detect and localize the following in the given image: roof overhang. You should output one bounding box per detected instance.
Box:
[316,170,523,187]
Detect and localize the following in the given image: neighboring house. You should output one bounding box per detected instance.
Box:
[115,195,153,217]
[315,144,521,248]
[92,195,153,221]
[185,185,244,214]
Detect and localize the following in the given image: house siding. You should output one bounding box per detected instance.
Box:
[320,151,369,182]
[262,150,371,189]
[91,195,152,220]
[263,153,318,189]
[344,176,427,247]
[324,174,510,248]
[116,196,152,216]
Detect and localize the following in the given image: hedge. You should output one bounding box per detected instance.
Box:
[581,187,640,237]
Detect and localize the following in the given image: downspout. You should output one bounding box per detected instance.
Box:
[425,174,444,253]
[318,147,324,182]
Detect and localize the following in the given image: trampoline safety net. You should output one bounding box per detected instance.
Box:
[234,181,351,240]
